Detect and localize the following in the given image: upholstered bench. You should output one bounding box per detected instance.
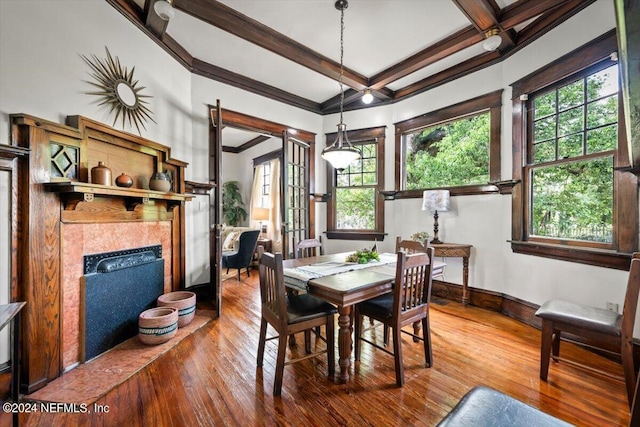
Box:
[437,386,572,426]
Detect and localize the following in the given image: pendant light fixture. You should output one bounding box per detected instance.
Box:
[321,0,361,172]
[154,0,175,21]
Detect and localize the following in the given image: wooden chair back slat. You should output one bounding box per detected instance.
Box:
[295,237,323,258]
[258,251,287,326]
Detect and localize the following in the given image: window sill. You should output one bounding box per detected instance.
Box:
[510,240,632,270]
[395,184,500,199]
[325,230,386,241]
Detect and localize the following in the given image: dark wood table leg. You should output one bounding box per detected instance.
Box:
[337,305,352,383]
[462,256,470,305]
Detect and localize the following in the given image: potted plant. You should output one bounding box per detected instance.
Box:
[222,181,248,226]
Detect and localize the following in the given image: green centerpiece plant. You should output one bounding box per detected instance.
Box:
[345,247,380,264]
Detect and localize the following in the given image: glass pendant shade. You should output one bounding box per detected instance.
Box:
[322,123,360,171]
[154,0,174,21]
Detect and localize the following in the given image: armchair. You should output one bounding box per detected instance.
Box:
[222,229,260,280]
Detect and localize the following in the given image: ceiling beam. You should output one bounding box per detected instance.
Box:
[452,0,501,32]
[394,50,501,100]
[499,0,573,30]
[222,135,271,154]
[369,27,484,90]
[173,0,369,92]
[193,59,320,113]
[515,0,596,46]
[107,0,321,114]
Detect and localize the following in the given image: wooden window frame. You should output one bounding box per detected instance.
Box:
[510,30,637,270]
[393,90,503,199]
[326,126,386,241]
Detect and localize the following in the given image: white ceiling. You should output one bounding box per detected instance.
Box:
[161,0,520,103]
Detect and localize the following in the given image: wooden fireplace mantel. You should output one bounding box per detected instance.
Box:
[45,181,191,211]
[10,113,191,393]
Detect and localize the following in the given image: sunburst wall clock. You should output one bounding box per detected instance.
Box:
[81,47,156,134]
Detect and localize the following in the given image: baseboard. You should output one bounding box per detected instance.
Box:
[433,280,635,366]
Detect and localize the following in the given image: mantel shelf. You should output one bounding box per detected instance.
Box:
[44,181,192,211]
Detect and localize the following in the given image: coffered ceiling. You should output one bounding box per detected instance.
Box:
[108,0,596,115]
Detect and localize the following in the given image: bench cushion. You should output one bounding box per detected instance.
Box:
[437,386,573,427]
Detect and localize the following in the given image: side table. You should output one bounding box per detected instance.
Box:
[253,238,272,266]
[431,243,473,305]
[256,238,272,253]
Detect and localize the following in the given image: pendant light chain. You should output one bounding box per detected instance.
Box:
[339,4,345,125]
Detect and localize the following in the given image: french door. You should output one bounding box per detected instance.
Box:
[282,131,312,258]
[208,106,315,315]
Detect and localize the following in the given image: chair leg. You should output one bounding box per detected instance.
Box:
[273,333,288,397]
[383,325,390,346]
[413,320,420,343]
[551,329,561,359]
[393,324,404,387]
[246,266,251,277]
[621,337,636,408]
[236,269,241,281]
[422,315,432,368]
[257,319,268,367]
[304,330,311,353]
[354,308,363,361]
[540,319,553,381]
[327,316,335,377]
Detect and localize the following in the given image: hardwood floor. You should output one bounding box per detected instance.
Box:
[6,270,630,426]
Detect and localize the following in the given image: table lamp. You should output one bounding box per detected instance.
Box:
[252,207,269,238]
[422,190,450,244]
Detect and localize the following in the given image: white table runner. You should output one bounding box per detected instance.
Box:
[284,252,444,292]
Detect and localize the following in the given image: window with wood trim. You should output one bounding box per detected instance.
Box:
[394,90,502,198]
[510,31,637,269]
[326,127,385,241]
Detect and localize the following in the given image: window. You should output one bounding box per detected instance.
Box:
[394,90,502,197]
[529,65,617,244]
[510,31,637,269]
[326,127,385,240]
[261,160,271,205]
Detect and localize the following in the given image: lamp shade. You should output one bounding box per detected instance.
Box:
[422,190,450,212]
[252,207,269,221]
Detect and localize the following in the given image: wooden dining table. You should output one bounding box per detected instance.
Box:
[282,252,444,383]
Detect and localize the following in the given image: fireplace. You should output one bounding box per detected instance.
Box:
[12,114,190,393]
[82,245,164,362]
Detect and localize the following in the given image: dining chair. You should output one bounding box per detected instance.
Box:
[396,235,446,280]
[294,237,323,258]
[354,249,435,386]
[535,252,640,408]
[256,249,337,396]
[221,229,260,280]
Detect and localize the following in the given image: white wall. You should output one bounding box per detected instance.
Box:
[0,0,631,322]
[318,0,629,316]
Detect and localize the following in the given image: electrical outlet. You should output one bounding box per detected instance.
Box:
[606,302,619,312]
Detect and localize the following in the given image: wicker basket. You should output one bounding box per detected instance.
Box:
[138,307,178,345]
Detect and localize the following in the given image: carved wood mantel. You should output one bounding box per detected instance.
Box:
[10,114,190,393]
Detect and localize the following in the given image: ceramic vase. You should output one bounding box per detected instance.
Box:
[138,307,178,345]
[115,173,134,188]
[149,172,172,192]
[91,161,112,186]
[157,291,196,327]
